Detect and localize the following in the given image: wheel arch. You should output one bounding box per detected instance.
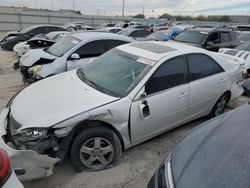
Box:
[72,120,125,151]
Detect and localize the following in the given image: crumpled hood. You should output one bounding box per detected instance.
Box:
[10,70,118,129]
[20,48,56,67]
[171,104,250,188]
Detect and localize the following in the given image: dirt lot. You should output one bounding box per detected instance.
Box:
[0,34,249,188]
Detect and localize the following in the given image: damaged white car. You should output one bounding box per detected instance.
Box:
[19,32,135,83]
[13,31,71,57]
[0,42,244,180]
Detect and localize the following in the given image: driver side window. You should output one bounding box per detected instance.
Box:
[74,40,106,58]
[207,32,220,44]
[145,56,185,95]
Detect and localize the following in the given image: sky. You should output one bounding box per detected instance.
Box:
[0,0,250,17]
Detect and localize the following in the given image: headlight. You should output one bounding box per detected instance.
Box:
[28,65,43,79]
[165,156,174,188]
[158,154,175,188]
[14,128,49,142]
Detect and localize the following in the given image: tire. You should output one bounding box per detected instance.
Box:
[209,93,229,118]
[70,126,122,172]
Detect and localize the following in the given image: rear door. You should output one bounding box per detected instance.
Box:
[130,56,189,144]
[186,53,227,119]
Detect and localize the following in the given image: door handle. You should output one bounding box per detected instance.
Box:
[178,92,189,99]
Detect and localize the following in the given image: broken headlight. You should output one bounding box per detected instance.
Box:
[14,128,49,142]
[28,65,42,79]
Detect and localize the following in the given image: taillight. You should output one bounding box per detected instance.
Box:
[0,148,11,186]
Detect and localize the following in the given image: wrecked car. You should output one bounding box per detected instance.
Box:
[0,25,66,51]
[219,41,250,78]
[19,32,135,82]
[13,31,71,57]
[63,22,94,31]
[0,42,244,180]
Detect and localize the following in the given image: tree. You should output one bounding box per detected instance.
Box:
[219,15,231,22]
[159,13,173,20]
[195,15,206,21]
[133,14,145,19]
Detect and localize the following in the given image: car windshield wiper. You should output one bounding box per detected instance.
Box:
[77,69,121,97]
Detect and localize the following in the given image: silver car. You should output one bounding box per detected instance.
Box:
[0,41,243,180]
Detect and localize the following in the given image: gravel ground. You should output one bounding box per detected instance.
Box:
[0,34,249,188]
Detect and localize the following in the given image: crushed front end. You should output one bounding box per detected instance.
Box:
[0,108,61,181]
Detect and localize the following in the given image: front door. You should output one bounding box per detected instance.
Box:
[130,56,189,144]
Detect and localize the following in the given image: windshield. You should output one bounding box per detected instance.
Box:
[45,35,81,57]
[236,41,250,51]
[79,49,152,97]
[20,25,37,33]
[239,33,250,42]
[174,30,207,44]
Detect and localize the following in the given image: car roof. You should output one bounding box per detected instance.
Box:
[71,32,135,42]
[117,41,206,61]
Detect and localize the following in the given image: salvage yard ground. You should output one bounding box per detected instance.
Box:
[0,33,249,188]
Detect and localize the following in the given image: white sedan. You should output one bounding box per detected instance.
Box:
[19,32,135,82]
[0,42,243,180]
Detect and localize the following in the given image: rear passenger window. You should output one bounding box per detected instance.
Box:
[146,56,185,95]
[207,32,220,44]
[187,54,224,81]
[105,40,129,51]
[221,32,231,42]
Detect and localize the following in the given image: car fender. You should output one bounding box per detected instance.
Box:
[52,97,133,150]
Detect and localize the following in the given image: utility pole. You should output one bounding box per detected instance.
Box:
[73,0,75,11]
[142,6,144,15]
[122,0,125,17]
[51,0,54,10]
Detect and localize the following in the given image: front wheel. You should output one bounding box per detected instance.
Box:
[70,126,122,172]
[210,93,229,118]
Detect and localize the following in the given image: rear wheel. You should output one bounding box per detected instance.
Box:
[70,126,122,172]
[210,93,229,118]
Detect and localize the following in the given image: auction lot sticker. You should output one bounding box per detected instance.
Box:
[137,57,156,66]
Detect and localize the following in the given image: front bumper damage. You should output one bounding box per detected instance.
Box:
[0,108,59,181]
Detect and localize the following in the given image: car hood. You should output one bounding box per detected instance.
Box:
[10,70,119,130]
[171,104,250,188]
[20,48,57,67]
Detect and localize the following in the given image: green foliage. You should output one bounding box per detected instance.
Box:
[133,14,145,19]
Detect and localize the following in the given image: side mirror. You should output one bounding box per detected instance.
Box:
[140,92,147,99]
[206,41,215,47]
[69,53,80,60]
